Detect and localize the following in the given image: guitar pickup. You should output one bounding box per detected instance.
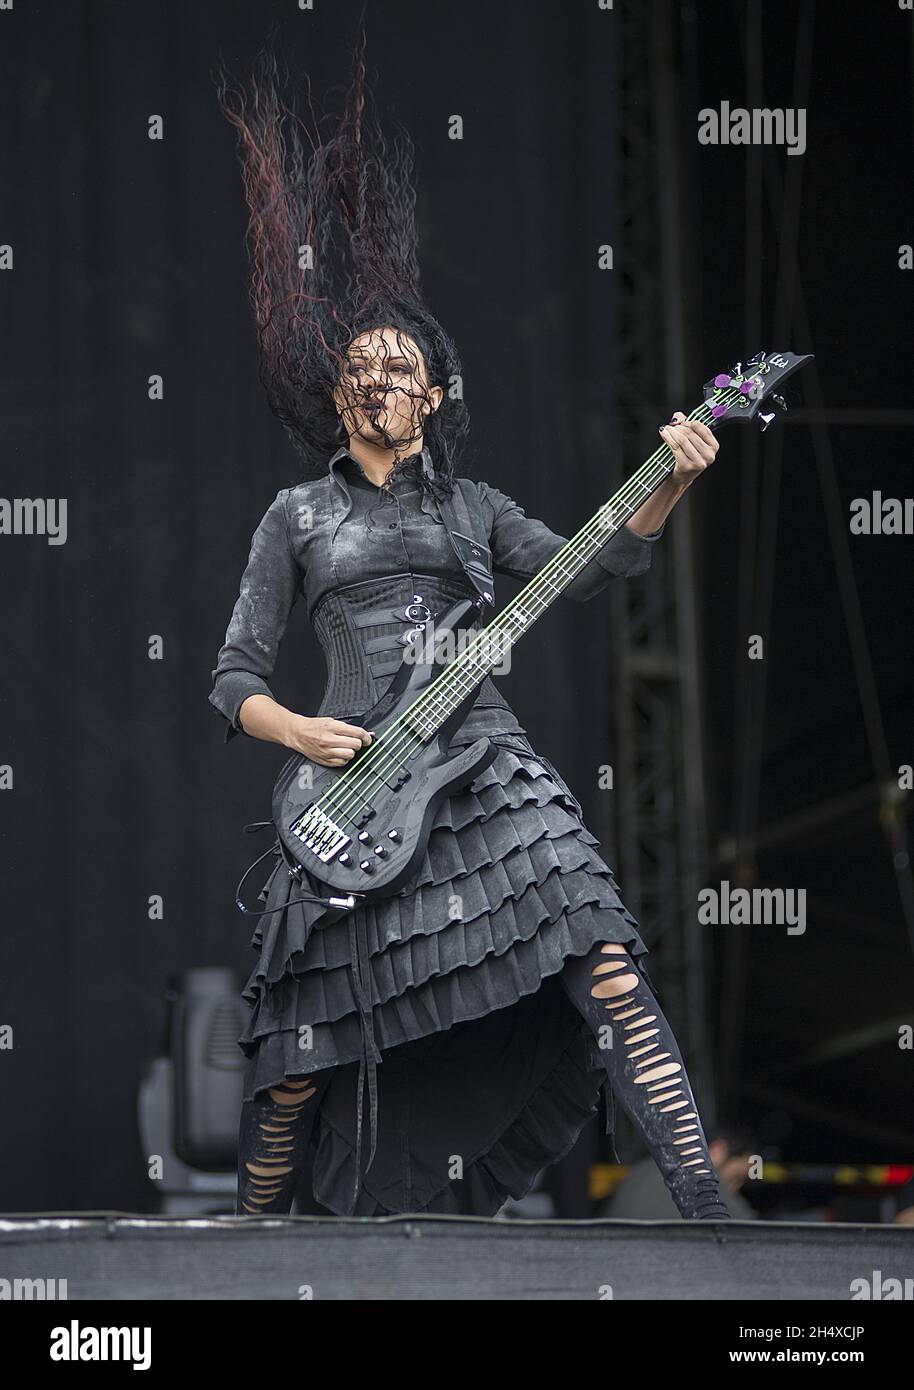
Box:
[378,766,411,791]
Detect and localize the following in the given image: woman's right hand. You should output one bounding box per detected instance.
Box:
[236,695,375,763]
[282,714,375,767]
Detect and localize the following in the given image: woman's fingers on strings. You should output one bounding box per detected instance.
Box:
[662,409,717,459]
[689,419,718,449]
[308,719,376,764]
[660,418,717,470]
[328,720,374,746]
[659,423,691,454]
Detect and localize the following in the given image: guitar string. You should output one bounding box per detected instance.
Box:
[298,389,743,847]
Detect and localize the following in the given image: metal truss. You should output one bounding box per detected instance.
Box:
[601,1,714,1108]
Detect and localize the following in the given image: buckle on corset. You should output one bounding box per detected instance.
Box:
[399,593,432,644]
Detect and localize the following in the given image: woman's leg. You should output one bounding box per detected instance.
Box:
[235,1070,334,1216]
[560,942,730,1220]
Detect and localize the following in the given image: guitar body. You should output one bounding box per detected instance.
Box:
[272,598,498,901]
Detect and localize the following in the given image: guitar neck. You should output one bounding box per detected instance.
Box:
[402,405,710,742]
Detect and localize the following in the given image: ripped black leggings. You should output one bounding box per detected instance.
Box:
[559,941,730,1220]
[235,1072,334,1216]
[235,941,729,1220]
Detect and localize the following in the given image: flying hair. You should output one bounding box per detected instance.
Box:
[215,28,468,499]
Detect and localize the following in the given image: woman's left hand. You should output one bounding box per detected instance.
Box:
[660,410,719,483]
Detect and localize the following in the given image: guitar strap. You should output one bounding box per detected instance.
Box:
[432,476,496,608]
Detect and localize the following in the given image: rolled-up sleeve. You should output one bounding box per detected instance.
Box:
[209,488,302,742]
[480,482,663,601]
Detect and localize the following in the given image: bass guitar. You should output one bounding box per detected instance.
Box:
[272,349,812,904]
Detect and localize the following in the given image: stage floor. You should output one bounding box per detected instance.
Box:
[2,1213,912,1300]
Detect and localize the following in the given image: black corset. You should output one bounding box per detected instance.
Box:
[310,571,515,727]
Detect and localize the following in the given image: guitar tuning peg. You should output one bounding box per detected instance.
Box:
[757,394,787,432]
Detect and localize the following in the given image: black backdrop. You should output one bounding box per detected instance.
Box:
[1,0,912,1212]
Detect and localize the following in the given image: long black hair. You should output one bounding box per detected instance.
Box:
[216,31,468,499]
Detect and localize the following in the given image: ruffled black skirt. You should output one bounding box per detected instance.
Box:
[237,731,652,1216]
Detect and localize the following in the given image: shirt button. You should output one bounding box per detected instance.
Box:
[388,522,398,529]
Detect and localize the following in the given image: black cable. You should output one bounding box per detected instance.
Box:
[234,824,365,915]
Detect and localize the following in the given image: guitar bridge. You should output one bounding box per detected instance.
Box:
[290,805,351,863]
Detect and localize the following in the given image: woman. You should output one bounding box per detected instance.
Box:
[212,44,728,1221]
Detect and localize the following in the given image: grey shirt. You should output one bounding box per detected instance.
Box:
[209,448,664,742]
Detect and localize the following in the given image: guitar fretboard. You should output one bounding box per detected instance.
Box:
[401,444,681,739]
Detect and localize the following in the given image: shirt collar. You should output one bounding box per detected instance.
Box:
[327,443,433,488]
[326,444,440,527]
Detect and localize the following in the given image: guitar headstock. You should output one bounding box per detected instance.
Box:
[702,349,814,431]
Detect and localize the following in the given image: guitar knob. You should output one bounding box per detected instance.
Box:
[374,845,387,858]
[359,859,374,874]
[387,829,401,842]
[357,830,371,843]
[337,853,352,866]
